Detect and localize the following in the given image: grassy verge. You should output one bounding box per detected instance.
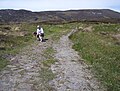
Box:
[69,23,120,91]
[0,23,36,70]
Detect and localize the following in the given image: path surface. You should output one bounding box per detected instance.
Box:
[0,29,105,91]
[50,30,105,91]
[0,39,53,91]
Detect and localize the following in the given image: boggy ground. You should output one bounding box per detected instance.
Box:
[0,29,105,91]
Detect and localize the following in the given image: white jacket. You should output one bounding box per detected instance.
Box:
[37,28,44,35]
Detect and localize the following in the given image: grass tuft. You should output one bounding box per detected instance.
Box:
[42,59,56,67]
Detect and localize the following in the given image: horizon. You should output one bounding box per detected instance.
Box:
[0,0,120,12]
[0,8,120,13]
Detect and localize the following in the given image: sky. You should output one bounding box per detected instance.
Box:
[0,0,120,12]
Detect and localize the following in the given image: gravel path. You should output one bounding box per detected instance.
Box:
[0,40,53,91]
[50,29,105,91]
[0,29,105,91]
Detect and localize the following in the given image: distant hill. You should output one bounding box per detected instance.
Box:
[0,9,120,24]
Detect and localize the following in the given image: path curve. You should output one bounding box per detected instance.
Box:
[50,29,105,91]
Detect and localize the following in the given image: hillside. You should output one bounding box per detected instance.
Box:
[0,21,120,90]
[0,9,120,23]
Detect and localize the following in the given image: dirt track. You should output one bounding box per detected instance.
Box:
[49,29,105,91]
[0,38,53,91]
[0,29,105,91]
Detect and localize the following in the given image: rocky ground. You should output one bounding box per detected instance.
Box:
[0,29,105,91]
[0,38,54,91]
[49,30,105,91]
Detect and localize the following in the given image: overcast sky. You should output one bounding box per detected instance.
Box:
[0,0,120,12]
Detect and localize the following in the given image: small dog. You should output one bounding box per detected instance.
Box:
[33,31,37,36]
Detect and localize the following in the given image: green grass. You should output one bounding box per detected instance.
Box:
[93,23,120,33]
[38,67,55,90]
[39,67,55,82]
[0,57,8,71]
[43,23,73,41]
[69,23,120,91]
[42,47,56,67]
[42,59,56,67]
[0,23,38,70]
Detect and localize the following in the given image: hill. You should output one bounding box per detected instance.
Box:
[0,9,120,23]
